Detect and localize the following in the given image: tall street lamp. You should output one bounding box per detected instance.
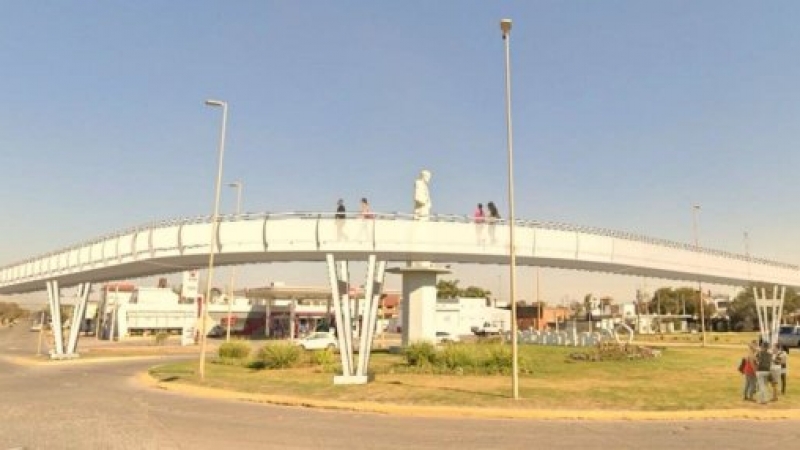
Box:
[744,231,752,281]
[500,17,520,400]
[225,181,243,342]
[692,204,706,347]
[199,99,229,380]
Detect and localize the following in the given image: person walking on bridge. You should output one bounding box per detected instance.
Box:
[474,203,485,223]
[335,199,347,240]
[335,199,346,219]
[360,198,374,219]
[487,201,500,243]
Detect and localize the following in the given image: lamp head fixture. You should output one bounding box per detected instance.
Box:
[500,18,512,36]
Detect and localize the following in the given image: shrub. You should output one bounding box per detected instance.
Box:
[309,348,340,372]
[257,343,301,369]
[481,344,513,374]
[218,341,251,360]
[438,344,476,372]
[404,341,437,367]
[310,348,337,366]
[154,331,170,346]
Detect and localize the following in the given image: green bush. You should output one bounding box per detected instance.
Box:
[154,331,170,346]
[438,344,476,371]
[481,344,513,374]
[257,343,301,369]
[310,348,337,366]
[308,348,340,372]
[404,341,437,367]
[218,341,251,360]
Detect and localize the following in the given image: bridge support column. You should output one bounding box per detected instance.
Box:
[754,285,785,345]
[45,280,91,359]
[326,254,386,385]
[387,265,451,347]
[45,280,65,359]
[65,282,91,356]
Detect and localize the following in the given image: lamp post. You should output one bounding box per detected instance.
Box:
[500,17,520,400]
[692,204,706,347]
[225,181,243,342]
[199,99,229,380]
[744,231,751,281]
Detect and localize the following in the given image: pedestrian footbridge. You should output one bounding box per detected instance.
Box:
[4,212,798,366]
[2,212,799,294]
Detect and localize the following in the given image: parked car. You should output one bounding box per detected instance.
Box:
[295,332,338,351]
[778,325,800,348]
[207,325,224,337]
[435,331,460,344]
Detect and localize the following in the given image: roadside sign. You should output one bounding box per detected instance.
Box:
[182,270,199,300]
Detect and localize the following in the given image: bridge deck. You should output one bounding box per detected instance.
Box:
[1,212,798,294]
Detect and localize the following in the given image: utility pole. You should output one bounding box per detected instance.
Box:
[692,205,707,347]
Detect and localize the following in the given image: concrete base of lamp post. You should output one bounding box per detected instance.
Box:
[333,374,375,385]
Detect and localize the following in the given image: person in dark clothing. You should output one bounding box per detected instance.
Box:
[486,201,500,243]
[335,199,346,219]
[755,342,774,404]
[335,199,347,239]
[487,201,500,220]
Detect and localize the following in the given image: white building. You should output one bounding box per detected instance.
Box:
[436,297,511,336]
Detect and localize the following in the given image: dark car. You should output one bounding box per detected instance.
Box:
[778,325,800,348]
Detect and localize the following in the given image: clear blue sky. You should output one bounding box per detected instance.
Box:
[2,1,800,304]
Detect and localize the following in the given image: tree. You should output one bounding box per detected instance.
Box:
[436,279,461,299]
[648,287,698,315]
[462,286,491,298]
[436,279,492,299]
[0,302,28,324]
[728,283,799,331]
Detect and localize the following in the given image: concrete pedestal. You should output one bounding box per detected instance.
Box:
[387,265,450,346]
[333,374,375,385]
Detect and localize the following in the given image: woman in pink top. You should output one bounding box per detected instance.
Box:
[474,203,485,223]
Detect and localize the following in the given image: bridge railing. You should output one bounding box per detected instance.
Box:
[3,211,794,271]
[3,211,800,293]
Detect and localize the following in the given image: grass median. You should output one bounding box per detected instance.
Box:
[148,337,800,412]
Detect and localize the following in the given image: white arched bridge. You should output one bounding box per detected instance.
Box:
[1,212,799,293]
[3,212,798,371]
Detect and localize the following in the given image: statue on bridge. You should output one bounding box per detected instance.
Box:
[413,169,432,220]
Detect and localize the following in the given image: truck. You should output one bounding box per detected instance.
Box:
[778,325,800,348]
[471,322,502,337]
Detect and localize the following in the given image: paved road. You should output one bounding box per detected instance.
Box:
[2,325,799,450]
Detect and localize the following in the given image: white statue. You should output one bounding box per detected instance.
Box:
[413,169,432,219]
